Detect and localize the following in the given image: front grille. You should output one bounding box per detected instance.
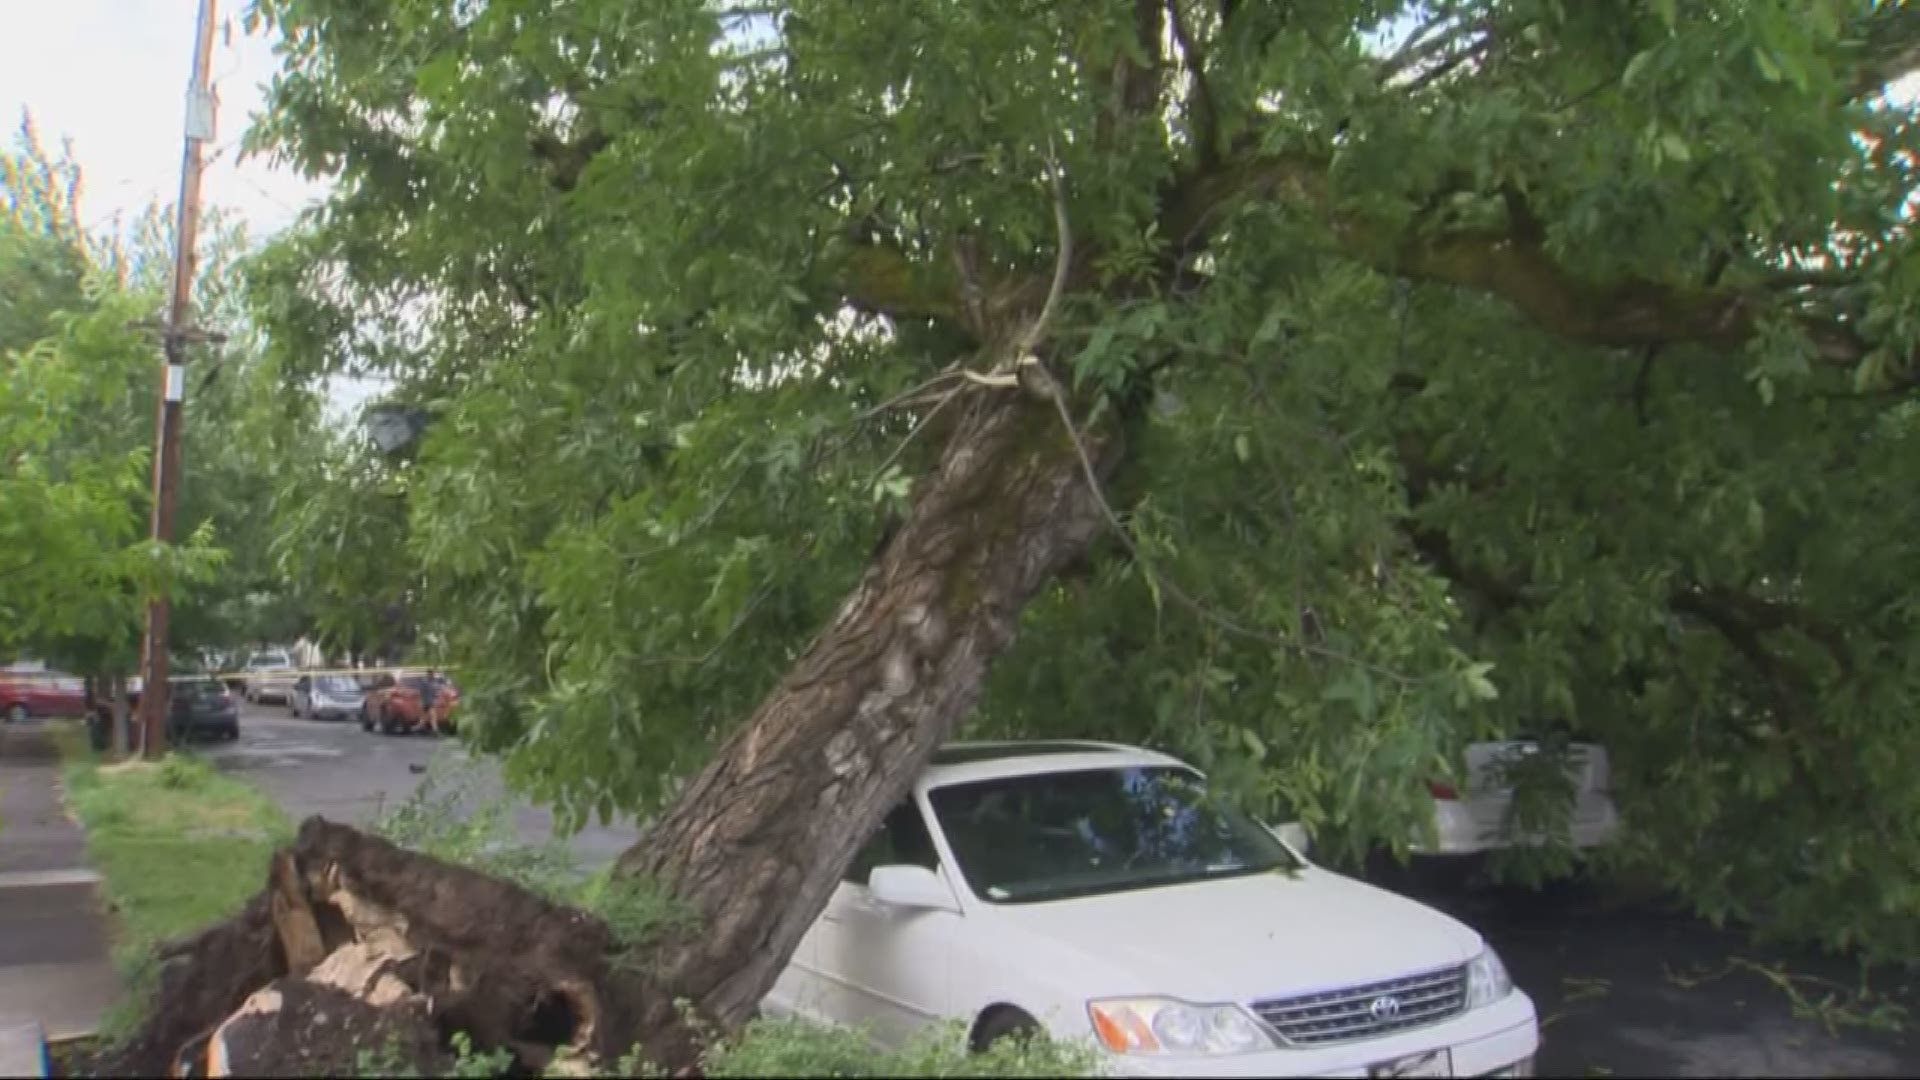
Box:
[1251,964,1468,1045]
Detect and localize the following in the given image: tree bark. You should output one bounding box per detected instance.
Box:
[110,673,129,759]
[615,386,1114,1062]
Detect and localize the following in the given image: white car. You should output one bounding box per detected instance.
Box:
[241,650,297,705]
[1417,740,1619,856]
[764,741,1539,1078]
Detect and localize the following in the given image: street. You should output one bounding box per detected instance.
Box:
[1405,879,1919,1078]
[206,699,639,869]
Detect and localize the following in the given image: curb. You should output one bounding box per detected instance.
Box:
[0,1021,49,1078]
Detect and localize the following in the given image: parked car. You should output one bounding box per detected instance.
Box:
[241,649,298,704]
[91,675,239,748]
[361,673,460,736]
[0,670,86,722]
[1416,739,1619,857]
[290,674,367,721]
[762,740,1538,1078]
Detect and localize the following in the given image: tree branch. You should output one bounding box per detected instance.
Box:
[1848,3,1920,100]
[1161,149,1875,365]
[1672,585,1853,675]
[528,129,612,193]
[839,240,966,330]
[1165,0,1221,168]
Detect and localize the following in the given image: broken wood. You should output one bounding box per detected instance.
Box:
[91,818,663,1079]
[267,851,326,975]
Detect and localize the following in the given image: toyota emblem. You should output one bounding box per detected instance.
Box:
[1368,995,1403,1021]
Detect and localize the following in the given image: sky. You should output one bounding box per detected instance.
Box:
[0,0,324,236]
[0,0,384,417]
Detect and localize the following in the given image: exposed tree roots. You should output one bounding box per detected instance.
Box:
[90,817,679,1079]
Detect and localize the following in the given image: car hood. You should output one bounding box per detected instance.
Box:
[980,867,1483,1004]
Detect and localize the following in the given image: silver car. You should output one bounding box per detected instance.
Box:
[242,650,297,704]
[290,674,367,721]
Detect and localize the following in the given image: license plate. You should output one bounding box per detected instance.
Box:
[1369,1048,1453,1078]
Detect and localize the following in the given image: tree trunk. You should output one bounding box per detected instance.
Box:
[616,388,1114,1062]
[110,673,129,759]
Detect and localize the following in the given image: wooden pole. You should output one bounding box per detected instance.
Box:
[138,0,219,760]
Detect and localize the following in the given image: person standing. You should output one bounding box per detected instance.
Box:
[419,670,442,736]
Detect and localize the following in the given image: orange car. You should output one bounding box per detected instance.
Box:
[360,673,460,736]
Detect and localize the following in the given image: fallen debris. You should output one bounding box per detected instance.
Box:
[87,817,668,1079]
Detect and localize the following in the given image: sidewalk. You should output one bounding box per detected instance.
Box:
[0,722,121,1041]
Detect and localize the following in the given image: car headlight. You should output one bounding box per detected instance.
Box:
[1465,946,1514,1009]
[1087,997,1276,1056]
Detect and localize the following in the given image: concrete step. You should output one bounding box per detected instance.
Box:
[0,883,120,1040]
[0,1021,49,1078]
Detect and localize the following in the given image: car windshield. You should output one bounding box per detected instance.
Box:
[927,766,1299,905]
[175,679,225,699]
[315,676,360,693]
[252,653,291,669]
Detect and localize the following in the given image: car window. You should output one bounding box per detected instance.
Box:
[315,676,360,693]
[928,766,1299,905]
[844,802,940,884]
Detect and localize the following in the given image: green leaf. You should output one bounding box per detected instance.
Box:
[1462,662,1500,702]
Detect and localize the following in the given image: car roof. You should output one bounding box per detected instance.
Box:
[920,739,1188,789]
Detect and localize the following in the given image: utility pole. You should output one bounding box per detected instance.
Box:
[138,0,219,760]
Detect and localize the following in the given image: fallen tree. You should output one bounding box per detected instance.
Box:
[103,818,648,1076]
[162,0,1920,1074]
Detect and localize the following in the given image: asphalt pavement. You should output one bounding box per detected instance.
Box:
[1382,873,1920,1078]
[207,700,639,869]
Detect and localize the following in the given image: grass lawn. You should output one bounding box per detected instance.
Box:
[57,732,291,1037]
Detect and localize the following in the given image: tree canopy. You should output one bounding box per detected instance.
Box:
[244,0,1920,970]
[1,115,322,679]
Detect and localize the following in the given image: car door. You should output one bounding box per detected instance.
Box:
[811,800,963,1048]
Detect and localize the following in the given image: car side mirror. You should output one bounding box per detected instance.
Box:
[1269,821,1313,857]
[867,865,960,913]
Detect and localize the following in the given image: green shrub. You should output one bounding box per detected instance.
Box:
[370,751,580,898]
[156,752,213,791]
[696,1019,1102,1078]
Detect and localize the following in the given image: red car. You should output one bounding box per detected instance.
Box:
[1,670,87,723]
[360,673,460,736]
